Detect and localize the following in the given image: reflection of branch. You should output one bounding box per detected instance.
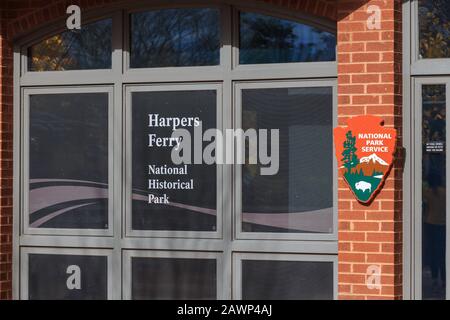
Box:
[55,33,77,70]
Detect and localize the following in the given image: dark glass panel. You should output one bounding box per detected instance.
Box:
[29,93,109,229]
[130,8,220,68]
[131,90,217,232]
[242,87,333,233]
[28,253,108,300]
[419,0,450,59]
[28,19,112,71]
[239,12,336,64]
[131,257,216,300]
[242,259,333,300]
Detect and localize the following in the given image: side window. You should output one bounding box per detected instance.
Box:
[17,5,337,300]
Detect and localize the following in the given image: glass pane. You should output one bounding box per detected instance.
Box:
[29,93,109,229]
[242,87,333,233]
[239,12,336,64]
[28,253,108,300]
[130,8,220,68]
[131,90,217,232]
[242,259,333,299]
[419,0,450,59]
[422,84,446,299]
[131,256,216,300]
[28,19,112,71]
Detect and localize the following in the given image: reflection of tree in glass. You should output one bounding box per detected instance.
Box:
[28,19,112,71]
[342,131,359,174]
[130,8,220,68]
[419,0,450,58]
[422,85,446,147]
[240,12,336,64]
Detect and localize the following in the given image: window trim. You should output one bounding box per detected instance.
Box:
[124,83,224,239]
[232,252,338,300]
[234,79,338,241]
[22,86,115,237]
[20,247,113,300]
[122,249,224,300]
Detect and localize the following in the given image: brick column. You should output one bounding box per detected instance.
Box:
[337,0,403,299]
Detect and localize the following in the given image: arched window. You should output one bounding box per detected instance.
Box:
[405,0,450,301]
[28,18,112,71]
[418,0,450,59]
[15,3,337,300]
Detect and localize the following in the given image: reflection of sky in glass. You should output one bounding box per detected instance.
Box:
[240,12,336,64]
[28,19,112,71]
[130,8,220,68]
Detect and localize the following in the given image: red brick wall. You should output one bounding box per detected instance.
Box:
[336,0,403,299]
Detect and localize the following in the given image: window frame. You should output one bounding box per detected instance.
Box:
[20,247,113,300]
[232,252,338,300]
[124,83,224,239]
[232,5,337,71]
[20,11,119,80]
[403,0,450,299]
[234,79,338,241]
[22,86,115,237]
[122,249,224,300]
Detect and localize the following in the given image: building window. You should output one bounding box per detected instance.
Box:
[16,4,337,300]
[130,8,220,68]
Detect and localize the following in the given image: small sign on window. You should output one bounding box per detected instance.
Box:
[425,141,445,153]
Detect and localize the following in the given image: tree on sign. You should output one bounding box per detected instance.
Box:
[341,130,359,174]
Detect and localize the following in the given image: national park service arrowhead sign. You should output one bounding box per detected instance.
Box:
[334,116,397,204]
